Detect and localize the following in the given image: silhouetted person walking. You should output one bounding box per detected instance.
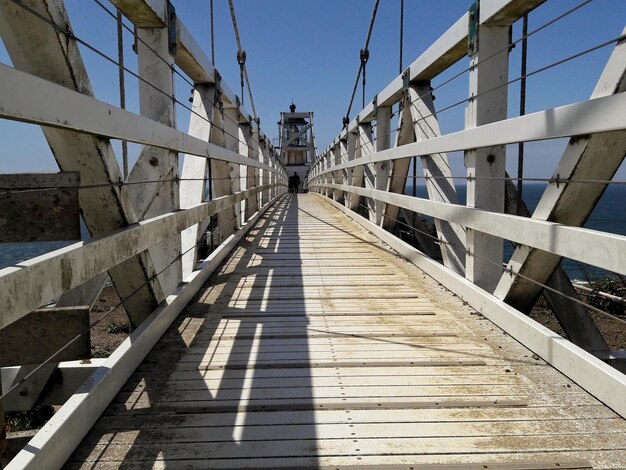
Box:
[292,172,301,193]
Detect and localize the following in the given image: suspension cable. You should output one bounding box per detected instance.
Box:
[9,0,274,166]
[399,0,404,75]
[89,0,263,153]
[314,190,625,329]
[361,48,370,109]
[0,200,268,404]
[116,9,129,180]
[517,14,529,215]
[210,0,215,65]
[406,0,595,124]
[467,248,626,328]
[339,0,596,146]
[0,176,276,197]
[227,0,257,120]
[345,0,380,125]
[364,31,626,147]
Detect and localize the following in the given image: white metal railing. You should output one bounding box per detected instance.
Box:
[307,0,626,419]
[0,0,287,467]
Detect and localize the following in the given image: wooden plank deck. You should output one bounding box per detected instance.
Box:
[69,194,626,469]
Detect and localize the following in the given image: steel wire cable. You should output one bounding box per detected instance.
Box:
[0,192,290,404]
[326,192,626,328]
[375,31,626,145]
[345,0,380,123]
[385,174,626,186]
[0,176,279,197]
[210,0,216,65]
[399,0,596,115]
[356,203,444,245]
[92,0,195,89]
[316,28,626,174]
[399,0,404,75]
[8,0,278,167]
[115,9,129,179]
[325,0,603,154]
[319,0,590,152]
[0,227,211,402]
[227,0,257,119]
[466,246,626,328]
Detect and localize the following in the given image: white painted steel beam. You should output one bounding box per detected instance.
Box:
[180,85,215,279]
[381,100,412,232]
[224,107,244,231]
[332,144,344,204]
[503,180,609,353]
[494,30,626,311]
[111,0,215,86]
[374,107,392,225]
[360,120,377,222]
[345,0,546,132]
[345,128,360,211]
[0,184,280,331]
[0,65,273,172]
[206,106,238,244]
[320,194,626,420]
[408,83,465,275]
[310,91,626,179]
[311,183,626,278]
[246,128,261,225]
[5,194,284,470]
[0,0,164,321]
[464,24,509,293]
[123,25,181,312]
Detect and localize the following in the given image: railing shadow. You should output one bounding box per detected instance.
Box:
[71,193,319,467]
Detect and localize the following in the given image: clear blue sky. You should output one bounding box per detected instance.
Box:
[1,0,625,181]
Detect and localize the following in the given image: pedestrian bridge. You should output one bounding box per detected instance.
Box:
[1,0,626,469]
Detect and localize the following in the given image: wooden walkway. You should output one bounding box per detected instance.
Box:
[69,194,626,469]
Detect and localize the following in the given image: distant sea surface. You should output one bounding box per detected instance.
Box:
[1,183,624,281]
[405,182,625,281]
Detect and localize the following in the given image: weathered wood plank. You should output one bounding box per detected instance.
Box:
[0,306,89,367]
[69,194,626,469]
[98,403,617,427]
[72,433,626,461]
[84,418,626,445]
[0,172,80,243]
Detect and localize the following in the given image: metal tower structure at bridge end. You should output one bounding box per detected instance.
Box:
[278,103,316,184]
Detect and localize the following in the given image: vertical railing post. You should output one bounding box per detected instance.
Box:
[249,125,259,214]
[268,148,272,200]
[464,20,509,292]
[180,84,215,278]
[260,138,269,206]
[125,21,181,298]
[346,128,358,209]
[324,152,331,198]
[374,106,391,225]
[239,122,250,225]
[239,120,252,223]
[360,122,375,220]
[339,134,349,205]
[333,143,344,203]
[223,106,243,230]
[407,81,465,274]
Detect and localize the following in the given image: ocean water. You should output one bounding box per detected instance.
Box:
[1,183,624,281]
[0,221,90,271]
